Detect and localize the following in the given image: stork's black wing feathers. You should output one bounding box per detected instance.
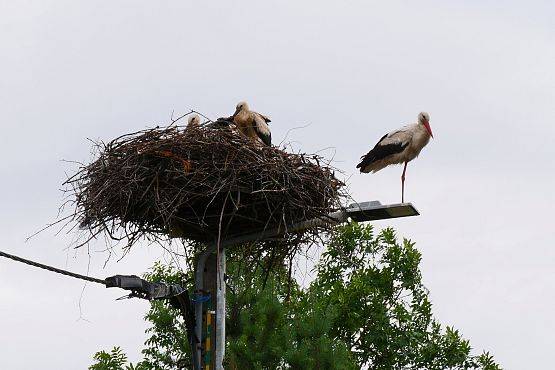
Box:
[356,134,408,171]
[259,114,271,123]
[253,114,272,146]
[255,126,272,146]
[209,117,233,129]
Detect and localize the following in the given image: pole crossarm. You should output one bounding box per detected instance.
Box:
[199,201,418,254]
[105,274,184,300]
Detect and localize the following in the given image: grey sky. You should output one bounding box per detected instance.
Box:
[1,1,554,368]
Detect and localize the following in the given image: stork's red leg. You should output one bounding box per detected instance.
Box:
[401,161,408,203]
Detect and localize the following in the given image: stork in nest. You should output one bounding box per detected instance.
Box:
[226,101,272,146]
[187,114,201,126]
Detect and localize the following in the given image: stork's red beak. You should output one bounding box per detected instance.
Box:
[424,121,434,138]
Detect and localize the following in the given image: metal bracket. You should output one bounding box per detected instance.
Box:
[105,274,184,300]
[105,274,200,369]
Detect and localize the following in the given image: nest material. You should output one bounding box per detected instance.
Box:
[67,121,344,252]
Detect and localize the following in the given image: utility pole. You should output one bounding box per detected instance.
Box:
[202,253,217,369]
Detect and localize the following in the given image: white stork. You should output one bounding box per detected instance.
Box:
[231,101,272,146]
[188,114,201,126]
[356,112,434,203]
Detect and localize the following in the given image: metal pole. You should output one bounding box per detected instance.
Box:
[215,248,226,369]
[194,247,214,369]
[205,254,219,368]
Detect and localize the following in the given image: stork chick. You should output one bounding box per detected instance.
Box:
[188,114,201,126]
[231,101,272,146]
[356,112,434,203]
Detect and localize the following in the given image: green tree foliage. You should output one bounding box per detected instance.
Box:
[306,223,499,370]
[90,223,500,370]
[90,347,137,370]
[224,257,356,369]
[139,264,191,369]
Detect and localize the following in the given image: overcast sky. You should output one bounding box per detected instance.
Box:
[1,1,554,369]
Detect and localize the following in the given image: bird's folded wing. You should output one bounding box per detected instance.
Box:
[254,112,271,123]
[356,128,412,169]
[378,126,413,147]
[253,114,272,146]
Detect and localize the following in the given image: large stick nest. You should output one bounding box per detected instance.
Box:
[66,120,345,253]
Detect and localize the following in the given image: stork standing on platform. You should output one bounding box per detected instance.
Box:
[356,112,434,203]
[231,101,272,146]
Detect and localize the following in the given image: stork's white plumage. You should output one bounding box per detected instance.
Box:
[231,101,272,146]
[188,114,201,126]
[356,112,434,202]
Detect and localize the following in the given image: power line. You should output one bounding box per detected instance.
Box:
[0,250,106,285]
[1,248,200,368]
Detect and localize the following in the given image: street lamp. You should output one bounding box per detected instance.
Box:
[343,201,419,221]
